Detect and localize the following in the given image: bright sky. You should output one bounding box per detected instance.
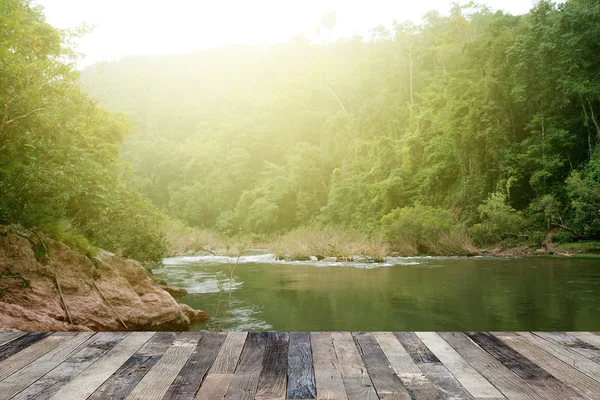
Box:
[34,0,537,68]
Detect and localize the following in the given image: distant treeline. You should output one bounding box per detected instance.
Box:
[2,0,599,264]
[81,0,600,249]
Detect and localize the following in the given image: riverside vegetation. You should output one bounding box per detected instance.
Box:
[1,0,600,268]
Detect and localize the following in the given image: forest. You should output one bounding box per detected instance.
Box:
[2,0,600,264]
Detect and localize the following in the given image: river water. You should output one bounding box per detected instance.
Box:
[154,253,600,331]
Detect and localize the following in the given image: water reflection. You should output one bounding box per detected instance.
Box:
[154,255,600,331]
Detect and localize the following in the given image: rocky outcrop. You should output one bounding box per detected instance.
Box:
[0,227,208,331]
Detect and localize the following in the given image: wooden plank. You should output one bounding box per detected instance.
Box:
[329,332,377,400]
[164,332,227,400]
[48,332,154,400]
[439,332,540,400]
[518,332,600,383]
[125,332,202,400]
[255,332,289,400]
[0,332,95,400]
[352,332,411,400]
[569,332,600,349]
[0,332,50,362]
[534,332,600,364]
[88,332,179,400]
[287,332,316,400]
[495,333,598,400]
[310,332,347,400]
[373,332,441,400]
[195,373,233,400]
[210,332,248,374]
[469,332,581,400]
[12,332,127,400]
[225,332,268,400]
[417,332,505,400]
[0,332,25,347]
[0,334,71,381]
[395,332,474,400]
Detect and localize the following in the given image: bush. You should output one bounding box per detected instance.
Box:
[380,204,473,254]
[470,192,527,246]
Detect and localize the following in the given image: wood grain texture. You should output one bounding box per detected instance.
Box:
[518,332,600,383]
[287,332,316,399]
[311,332,347,400]
[417,332,505,400]
[0,332,25,347]
[0,334,70,381]
[12,332,127,400]
[496,334,596,400]
[394,332,474,400]
[164,332,227,400]
[331,332,377,400]
[125,332,202,400]
[569,332,600,349]
[255,332,289,400]
[88,332,179,400]
[439,332,540,400]
[210,332,248,374]
[0,332,95,400]
[48,332,154,400]
[534,332,600,364]
[225,332,268,400]
[0,332,50,362]
[353,332,411,400]
[195,373,233,400]
[374,332,441,400]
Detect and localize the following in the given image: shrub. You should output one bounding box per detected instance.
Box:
[470,192,527,246]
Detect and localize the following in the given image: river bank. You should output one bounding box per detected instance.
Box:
[0,226,208,332]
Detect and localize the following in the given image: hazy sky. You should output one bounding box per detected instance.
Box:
[35,0,537,67]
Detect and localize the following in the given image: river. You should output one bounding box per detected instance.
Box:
[154,253,600,331]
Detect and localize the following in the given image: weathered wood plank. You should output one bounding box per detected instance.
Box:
[88,332,179,400]
[331,332,377,400]
[125,332,202,400]
[518,332,600,383]
[395,332,474,400]
[439,332,540,400]
[225,332,268,400]
[374,332,441,400]
[12,332,127,400]
[569,332,600,349]
[417,332,505,399]
[534,332,600,364]
[210,332,248,374]
[353,332,411,400]
[310,332,347,400]
[0,334,70,381]
[163,332,227,400]
[495,333,597,400]
[48,332,154,400]
[195,373,233,400]
[0,332,50,362]
[0,332,95,400]
[469,332,580,400]
[287,332,316,400]
[0,332,25,347]
[255,332,289,400]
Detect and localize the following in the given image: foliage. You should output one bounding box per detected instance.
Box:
[470,192,527,245]
[66,0,600,252]
[0,0,167,262]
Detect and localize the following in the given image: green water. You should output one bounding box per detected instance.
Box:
[155,254,600,331]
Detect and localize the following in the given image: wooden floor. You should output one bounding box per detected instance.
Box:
[1,332,600,399]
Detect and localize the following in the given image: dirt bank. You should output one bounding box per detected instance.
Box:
[0,227,208,331]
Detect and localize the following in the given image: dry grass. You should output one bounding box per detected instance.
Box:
[425,231,479,255]
[267,226,389,262]
[163,220,226,256]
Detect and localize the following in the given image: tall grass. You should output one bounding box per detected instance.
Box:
[163,219,225,256]
[267,226,389,261]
